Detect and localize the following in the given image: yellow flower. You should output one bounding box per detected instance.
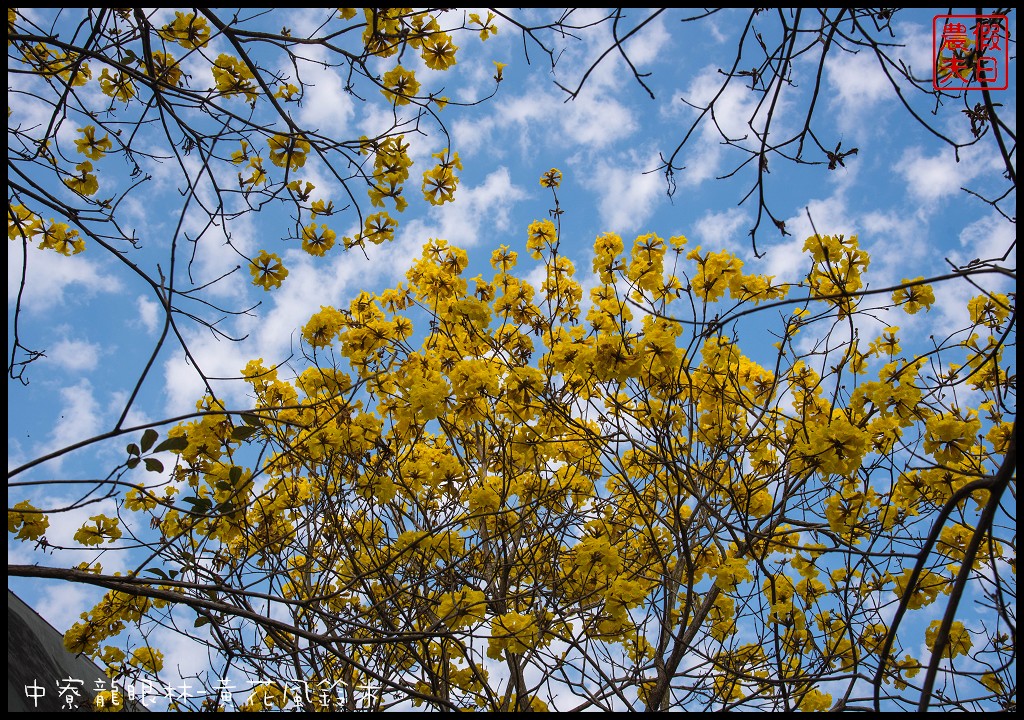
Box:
[361,8,404,58]
[74,125,113,160]
[408,376,449,420]
[145,50,182,87]
[923,411,981,465]
[488,611,541,658]
[436,587,487,629]
[249,250,288,290]
[8,204,42,241]
[420,33,458,71]
[981,672,1004,694]
[26,45,92,86]
[74,515,122,546]
[212,54,258,101]
[526,219,557,259]
[287,179,315,201]
[240,156,267,188]
[745,488,774,517]
[8,500,49,541]
[711,553,753,591]
[802,233,869,317]
[422,165,458,205]
[98,68,136,102]
[493,61,507,82]
[360,212,397,246]
[369,180,407,212]
[64,160,99,196]
[157,12,211,49]
[130,647,164,673]
[925,620,973,658]
[310,199,334,219]
[967,292,1012,328]
[302,306,345,348]
[893,568,948,609]
[267,133,311,170]
[892,278,935,314]
[688,248,743,302]
[539,168,562,188]
[490,245,518,272]
[797,688,832,711]
[380,65,420,105]
[274,83,300,101]
[470,12,499,41]
[230,140,249,165]
[38,221,85,255]
[301,223,336,257]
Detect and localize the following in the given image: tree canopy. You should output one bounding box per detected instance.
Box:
[7,7,1016,712]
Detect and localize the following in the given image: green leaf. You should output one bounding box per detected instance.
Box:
[182,496,213,513]
[242,413,263,427]
[219,501,235,515]
[126,442,140,457]
[229,466,243,485]
[231,425,258,442]
[145,568,168,579]
[126,457,140,470]
[154,435,189,453]
[194,616,210,628]
[141,428,159,453]
[144,457,164,473]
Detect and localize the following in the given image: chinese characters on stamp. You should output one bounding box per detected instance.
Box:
[933,14,1010,91]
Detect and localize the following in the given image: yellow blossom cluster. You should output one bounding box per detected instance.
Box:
[23,185,1012,711]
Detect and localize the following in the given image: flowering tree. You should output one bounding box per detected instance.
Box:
[8,7,498,382]
[8,7,1016,713]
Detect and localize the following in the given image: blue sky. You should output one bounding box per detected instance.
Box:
[8,7,1016,710]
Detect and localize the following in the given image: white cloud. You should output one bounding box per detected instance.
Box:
[858,209,931,287]
[620,11,672,67]
[762,193,858,284]
[667,63,797,188]
[7,438,29,473]
[108,389,155,432]
[46,338,102,373]
[929,213,1017,329]
[392,167,527,255]
[953,212,1016,267]
[452,75,638,160]
[825,47,891,112]
[291,45,356,135]
[162,327,260,416]
[35,583,105,636]
[897,146,983,202]
[41,380,105,464]
[136,295,162,333]
[7,243,124,312]
[694,208,750,255]
[55,380,104,442]
[564,93,638,147]
[578,151,665,234]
